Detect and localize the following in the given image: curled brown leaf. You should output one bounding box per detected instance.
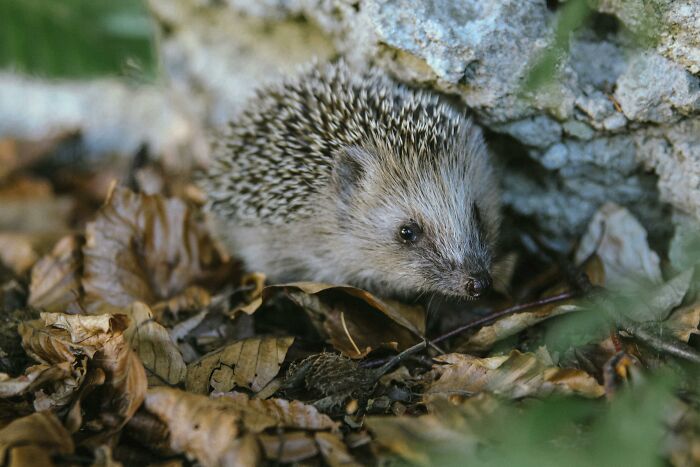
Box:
[0,411,74,467]
[18,312,147,444]
[82,186,227,313]
[266,283,425,358]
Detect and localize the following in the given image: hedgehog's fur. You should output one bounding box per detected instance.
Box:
[201,61,500,299]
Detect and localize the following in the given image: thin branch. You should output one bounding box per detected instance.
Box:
[431,291,576,345]
[618,317,700,365]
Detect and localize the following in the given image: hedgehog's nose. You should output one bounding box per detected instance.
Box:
[465,273,492,298]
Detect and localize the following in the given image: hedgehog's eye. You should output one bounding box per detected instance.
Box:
[398,221,421,244]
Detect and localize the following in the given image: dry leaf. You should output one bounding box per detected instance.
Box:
[42,313,117,347]
[259,431,319,463]
[28,235,84,313]
[665,302,700,342]
[229,272,267,318]
[425,350,605,404]
[0,363,72,398]
[142,387,263,467]
[152,285,211,317]
[0,411,74,466]
[82,317,147,444]
[186,336,294,394]
[82,186,226,312]
[314,431,362,467]
[367,394,498,465]
[91,445,123,467]
[629,269,694,322]
[461,304,581,352]
[0,177,74,235]
[19,318,82,365]
[212,392,338,431]
[18,312,147,443]
[140,387,339,466]
[0,234,38,276]
[267,283,425,358]
[0,135,73,181]
[125,302,187,386]
[575,203,662,288]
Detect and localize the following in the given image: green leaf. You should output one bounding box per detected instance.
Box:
[0,0,157,79]
[523,0,591,91]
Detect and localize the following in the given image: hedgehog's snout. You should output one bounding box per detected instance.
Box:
[465,272,492,298]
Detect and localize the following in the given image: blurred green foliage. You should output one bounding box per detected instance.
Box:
[524,0,664,91]
[416,375,674,467]
[524,0,592,91]
[0,0,157,79]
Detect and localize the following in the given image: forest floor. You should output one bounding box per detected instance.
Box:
[1,135,699,467]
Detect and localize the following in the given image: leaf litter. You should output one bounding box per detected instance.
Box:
[0,143,699,466]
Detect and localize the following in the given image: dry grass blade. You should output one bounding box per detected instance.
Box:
[186,336,294,394]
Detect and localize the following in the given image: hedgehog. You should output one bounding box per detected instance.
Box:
[201,61,500,300]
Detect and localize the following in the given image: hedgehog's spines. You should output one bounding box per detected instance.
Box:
[204,60,475,224]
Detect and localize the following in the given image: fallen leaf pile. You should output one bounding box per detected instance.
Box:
[1,140,700,466]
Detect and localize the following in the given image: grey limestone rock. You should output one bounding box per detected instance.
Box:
[147,0,699,247]
[4,0,697,250]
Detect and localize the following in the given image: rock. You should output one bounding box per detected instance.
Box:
[145,0,699,247]
[149,0,336,127]
[596,0,700,74]
[614,52,700,123]
[635,120,700,220]
[0,73,200,169]
[3,0,699,249]
[496,116,562,148]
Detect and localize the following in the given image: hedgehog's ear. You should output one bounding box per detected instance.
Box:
[332,146,371,203]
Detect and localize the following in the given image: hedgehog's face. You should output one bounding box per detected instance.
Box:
[331,140,500,300]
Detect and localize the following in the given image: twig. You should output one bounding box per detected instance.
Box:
[360,291,578,371]
[618,317,700,365]
[371,340,428,377]
[431,291,576,345]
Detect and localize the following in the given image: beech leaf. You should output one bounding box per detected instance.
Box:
[425,350,605,404]
[186,336,294,394]
[266,283,425,358]
[125,302,187,386]
[0,411,74,466]
[82,186,225,312]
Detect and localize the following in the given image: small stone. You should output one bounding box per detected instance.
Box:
[562,120,595,140]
